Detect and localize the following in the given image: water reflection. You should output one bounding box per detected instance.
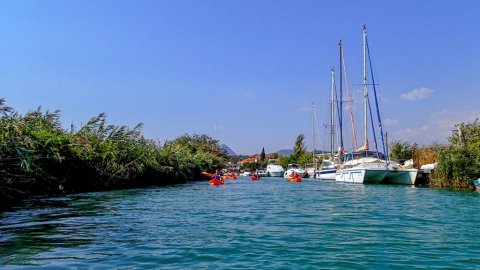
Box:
[0,188,152,264]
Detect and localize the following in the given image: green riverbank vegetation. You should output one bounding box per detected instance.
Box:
[387,119,480,190]
[432,119,480,189]
[0,99,227,208]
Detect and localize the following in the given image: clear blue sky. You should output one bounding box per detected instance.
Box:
[1,0,479,155]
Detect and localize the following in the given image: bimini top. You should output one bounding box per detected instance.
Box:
[343,150,385,162]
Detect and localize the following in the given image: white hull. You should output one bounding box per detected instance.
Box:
[318,169,337,180]
[240,172,251,177]
[305,168,317,178]
[335,168,387,184]
[383,169,418,185]
[284,169,305,178]
[267,171,284,177]
[266,164,284,177]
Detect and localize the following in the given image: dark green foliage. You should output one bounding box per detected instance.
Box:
[260,147,265,161]
[241,160,267,171]
[0,99,226,208]
[269,153,279,160]
[432,119,480,189]
[389,140,414,161]
[291,134,306,162]
[160,134,227,180]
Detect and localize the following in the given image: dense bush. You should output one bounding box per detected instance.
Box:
[432,119,480,189]
[0,99,226,208]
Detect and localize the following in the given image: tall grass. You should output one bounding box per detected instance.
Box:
[0,99,227,208]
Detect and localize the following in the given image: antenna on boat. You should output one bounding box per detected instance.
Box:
[311,103,317,165]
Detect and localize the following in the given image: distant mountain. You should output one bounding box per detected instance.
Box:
[277,149,293,157]
[221,144,237,156]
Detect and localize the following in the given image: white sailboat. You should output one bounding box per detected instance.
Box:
[318,68,338,180]
[304,103,320,178]
[335,25,388,184]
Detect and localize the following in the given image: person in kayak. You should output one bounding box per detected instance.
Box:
[251,173,260,180]
[213,169,223,180]
[288,171,302,182]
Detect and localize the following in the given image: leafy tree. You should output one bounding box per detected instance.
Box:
[269,152,279,160]
[297,152,314,167]
[291,134,306,162]
[432,118,480,189]
[449,119,480,148]
[260,147,265,161]
[389,140,413,161]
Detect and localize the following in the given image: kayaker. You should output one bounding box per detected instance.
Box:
[288,171,301,182]
[213,169,222,180]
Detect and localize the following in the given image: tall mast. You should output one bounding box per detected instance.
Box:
[330,68,335,159]
[339,40,344,154]
[362,25,369,151]
[341,44,358,150]
[311,103,316,164]
[366,27,388,161]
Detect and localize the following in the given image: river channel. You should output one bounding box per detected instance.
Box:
[1,177,479,269]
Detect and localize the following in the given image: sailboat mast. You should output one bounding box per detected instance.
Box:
[341,44,358,150]
[362,25,369,151]
[339,40,344,154]
[311,103,316,164]
[330,68,335,159]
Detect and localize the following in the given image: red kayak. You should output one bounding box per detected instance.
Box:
[250,175,260,181]
[209,179,224,185]
[288,176,302,182]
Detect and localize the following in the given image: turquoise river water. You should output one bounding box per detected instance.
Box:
[1,177,480,269]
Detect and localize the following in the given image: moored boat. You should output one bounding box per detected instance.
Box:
[256,169,268,177]
[382,161,418,185]
[266,161,284,177]
[474,178,480,192]
[240,171,252,177]
[336,167,387,184]
[283,164,305,178]
[317,159,337,180]
[336,151,388,184]
[335,26,389,185]
[304,162,319,178]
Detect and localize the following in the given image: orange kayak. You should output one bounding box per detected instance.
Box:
[250,175,260,181]
[210,179,224,185]
[288,177,302,182]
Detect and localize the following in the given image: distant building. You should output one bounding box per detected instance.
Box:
[238,154,271,166]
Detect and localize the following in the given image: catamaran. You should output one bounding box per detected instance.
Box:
[335,25,389,184]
